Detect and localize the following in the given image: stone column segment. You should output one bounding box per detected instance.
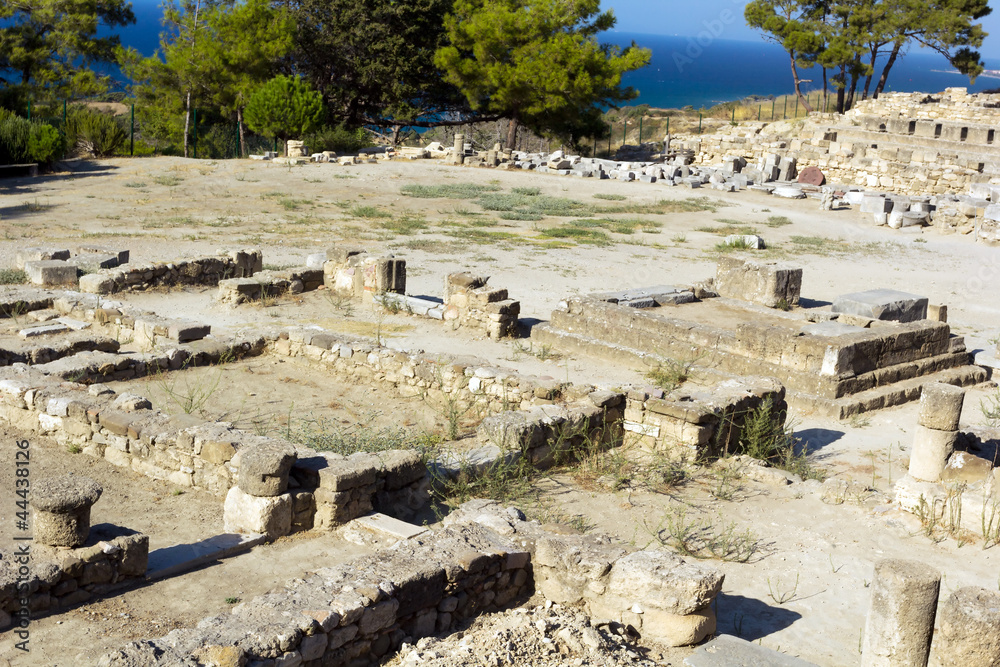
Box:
[861,558,941,667]
[31,476,103,547]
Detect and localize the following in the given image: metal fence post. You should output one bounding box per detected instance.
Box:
[698,113,702,134]
[193,108,198,159]
[27,100,31,120]
[130,104,134,156]
[638,116,642,144]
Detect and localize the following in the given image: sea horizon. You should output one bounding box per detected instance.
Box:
[95,13,1000,112]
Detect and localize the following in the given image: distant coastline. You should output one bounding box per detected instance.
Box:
[101,15,1000,109]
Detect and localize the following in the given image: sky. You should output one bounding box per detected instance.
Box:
[603,0,1000,59]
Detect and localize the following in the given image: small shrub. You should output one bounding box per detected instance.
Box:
[67,108,128,157]
[645,354,699,393]
[0,109,65,164]
[0,269,28,285]
[401,183,501,199]
[305,125,372,153]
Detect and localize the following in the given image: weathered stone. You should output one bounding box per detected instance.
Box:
[832,289,928,323]
[31,476,103,547]
[238,441,297,497]
[908,425,959,483]
[223,486,292,538]
[930,587,1000,667]
[715,257,802,308]
[25,260,77,287]
[917,383,965,432]
[861,559,940,667]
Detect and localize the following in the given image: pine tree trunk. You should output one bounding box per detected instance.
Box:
[789,52,813,113]
[183,91,191,158]
[237,108,246,158]
[874,43,902,99]
[506,117,518,151]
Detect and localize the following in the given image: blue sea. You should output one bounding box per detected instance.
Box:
[104,10,1000,110]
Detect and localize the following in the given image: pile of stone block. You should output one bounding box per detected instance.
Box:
[443,272,521,339]
[444,500,724,647]
[98,498,725,665]
[17,245,130,288]
[79,249,260,294]
[217,266,324,304]
[0,476,148,625]
[224,441,298,539]
[323,245,406,302]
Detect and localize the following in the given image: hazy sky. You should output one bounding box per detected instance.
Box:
[604,0,1000,59]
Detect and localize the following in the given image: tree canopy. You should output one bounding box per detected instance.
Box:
[119,0,293,155]
[434,0,650,148]
[746,0,991,112]
[289,0,467,130]
[0,0,136,104]
[244,75,324,142]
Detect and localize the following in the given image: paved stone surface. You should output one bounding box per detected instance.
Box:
[684,635,818,666]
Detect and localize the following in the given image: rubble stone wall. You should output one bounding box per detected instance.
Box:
[79,250,262,295]
[0,528,148,624]
[686,89,1000,197]
[0,364,426,531]
[97,522,534,667]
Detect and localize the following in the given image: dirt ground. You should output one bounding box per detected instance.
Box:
[1,156,999,665]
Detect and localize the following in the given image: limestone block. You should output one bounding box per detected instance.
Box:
[223,486,292,538]
[930,587,1000,667]
[25,260,77,287]
[861,559,940,667]
[604,549,724,616]
[79,273,117,294]
[533,533,629,604]
[917,383,965,432]
[68,253,119,272]
[237,441,297,496]
[715,257,802,308]
[31,476,103,547]
[16,247,70,269]
[941,451,992,485]
[831,289,928,323]
[909,425,959,483]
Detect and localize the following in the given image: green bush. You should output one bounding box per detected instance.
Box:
[304,125,372,153]
[0,109,65,164]
[67,108,128,157]
[245,75,324,142]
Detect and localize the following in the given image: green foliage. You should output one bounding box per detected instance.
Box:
[0,269,28,285]
[304,125,373,153]
[400,182,501,198]
[0,0,136,102]
[435,0,651,145]
[119,0,294,155]
[0,109,64,164]
[66,108,128,157]
[645,355,699,393]
[245,75,325,142]
[290,0,466,128]
[745,0,991,112]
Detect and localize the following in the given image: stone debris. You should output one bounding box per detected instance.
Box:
[388,602,659,667]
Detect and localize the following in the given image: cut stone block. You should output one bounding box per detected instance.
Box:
[773,186,806,199]
[77,245,129,265]
[351,513,428,542]
[68,253,119,272]
[78,273,117,294]
[223,486,291,539]
[167,321,210,343]
[147,533,266,581]
[24,260,77,287]
[16,247,70,270]
[18,323,71,338]
[832,289,928,323]
[715,257,802,308]
[238,441,297,496]
[723,234,765,249]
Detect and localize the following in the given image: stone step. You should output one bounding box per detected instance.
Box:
[794,364,989,419]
